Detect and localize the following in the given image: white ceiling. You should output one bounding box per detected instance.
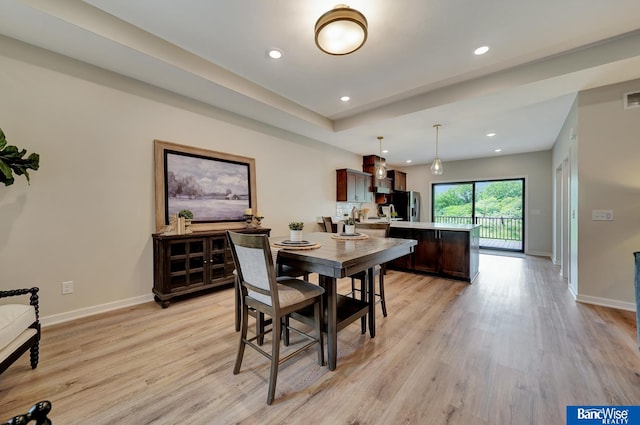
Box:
[1,0,640,167]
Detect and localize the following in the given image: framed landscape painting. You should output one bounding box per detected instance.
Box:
[154,140,257,232]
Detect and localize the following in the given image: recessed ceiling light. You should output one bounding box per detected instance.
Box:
[474,46,490,55]
[486,132,496,137]
[340,96,350,102]
[382,149,388,154]
[405,160,412,163]
[267,49,282,59]
[494,149,502,152]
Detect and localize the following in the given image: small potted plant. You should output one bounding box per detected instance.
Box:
[288,221,304,242]
[343,217,356,235]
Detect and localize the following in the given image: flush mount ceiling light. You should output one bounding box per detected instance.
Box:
[315,4,368,55]
[474,45,490,55]
[430,124,444,175]
[375,136,387,180]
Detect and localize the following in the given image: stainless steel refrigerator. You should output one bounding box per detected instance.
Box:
[391,191,420,222]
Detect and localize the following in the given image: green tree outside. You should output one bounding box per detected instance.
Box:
[434,180,523,240]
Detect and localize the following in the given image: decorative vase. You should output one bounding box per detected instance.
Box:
[344,224,355,235]
[177,216,186,235]
[290,230,303,242]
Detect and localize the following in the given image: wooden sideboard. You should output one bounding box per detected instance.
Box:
[152,228,270,307]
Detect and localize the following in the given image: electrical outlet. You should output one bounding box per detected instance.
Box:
[61,281,74,295]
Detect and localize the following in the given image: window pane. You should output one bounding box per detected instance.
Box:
[433,183,473,224]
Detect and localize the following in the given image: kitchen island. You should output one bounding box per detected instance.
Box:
[387,222,480,282]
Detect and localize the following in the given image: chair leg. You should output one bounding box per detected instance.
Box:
[360,275,367,334]
[29,342,39,369]
[234,275,241,332]
[379,270,388,317]
[267,316,282,405]
[234,304,249,375]
[350,277,357,298]
[257,312,265,346]
[314,300,324,366]
[283,316,290,346]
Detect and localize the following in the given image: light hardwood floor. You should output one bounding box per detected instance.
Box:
[1,254,639,424]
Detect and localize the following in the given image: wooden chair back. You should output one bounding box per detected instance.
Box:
[322,216,333,232]
[355,222,391,238]
[226,231,280,311]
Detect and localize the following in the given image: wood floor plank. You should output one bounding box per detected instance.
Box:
[1,253,639,424]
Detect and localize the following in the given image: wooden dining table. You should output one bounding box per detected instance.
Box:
[272,231,417,371]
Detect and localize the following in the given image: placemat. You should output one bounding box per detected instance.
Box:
[272,242,322,250]
[330,233,369,241]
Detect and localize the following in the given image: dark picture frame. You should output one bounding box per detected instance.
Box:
[154,140,257,232]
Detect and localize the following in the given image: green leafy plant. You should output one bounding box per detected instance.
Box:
[344,217,356,226]
[0,128,40,186]
[288,221,304,230]
[178,209,194,219]
[390,211,398,218]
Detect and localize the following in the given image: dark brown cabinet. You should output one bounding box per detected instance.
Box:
[152,228,270,307]
[388,170,407,191]
[389,226,479,282]
[362,155,391,195]
[336,169,373,202]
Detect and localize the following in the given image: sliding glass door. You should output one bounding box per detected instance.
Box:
[432,178,524,252]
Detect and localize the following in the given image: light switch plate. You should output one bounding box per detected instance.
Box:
[61,281,74,295]
[592,210,614,221]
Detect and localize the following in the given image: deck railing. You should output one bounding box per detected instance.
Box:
[434,216,523,241]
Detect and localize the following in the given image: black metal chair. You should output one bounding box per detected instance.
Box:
[2,400,52,425]
[227,231,324,405]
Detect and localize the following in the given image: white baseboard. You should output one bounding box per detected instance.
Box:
[41,294,155,327]
[526,250,552,258]
[576,294,637,312]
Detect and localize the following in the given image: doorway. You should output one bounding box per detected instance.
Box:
[432,178,525,252]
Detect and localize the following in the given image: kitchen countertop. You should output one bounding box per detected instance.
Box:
[389,221,481,231]
[317,217,480,231]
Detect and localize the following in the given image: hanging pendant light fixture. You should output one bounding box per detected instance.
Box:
[375,136,387,179]
[430,124,444,175]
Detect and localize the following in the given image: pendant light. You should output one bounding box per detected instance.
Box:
[430,124,444,175]
[375,136,387,179]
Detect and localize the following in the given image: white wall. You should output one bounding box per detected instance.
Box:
[573,78,640,309]
[0,40,363,321]
[551,98,578,290]
[399,150,553,256]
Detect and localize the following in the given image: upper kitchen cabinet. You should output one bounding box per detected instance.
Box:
[362,155,391,194]
[388,170,407,191]
[336,169,373,202]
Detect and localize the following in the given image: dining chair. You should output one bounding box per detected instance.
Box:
[349,222,391,320]
[226,231,324,405]
[233,252,310,337]
[322,216,334,233]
